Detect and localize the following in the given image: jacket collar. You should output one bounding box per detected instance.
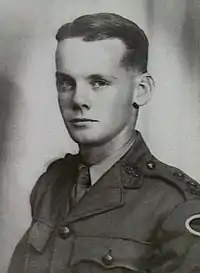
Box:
[120,131,152,189]
[65,131,153,224]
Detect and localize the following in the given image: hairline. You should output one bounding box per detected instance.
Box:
[56,36,141,74]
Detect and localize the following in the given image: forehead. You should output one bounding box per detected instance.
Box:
[56,37,127,76]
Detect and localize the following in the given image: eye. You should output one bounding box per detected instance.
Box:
[56,73,76,93]
[56,79,75,93]
[60,81,73,90]
[90,79,110,90]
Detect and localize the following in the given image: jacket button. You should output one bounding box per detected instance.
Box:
[187,180,199,194]
[146,161,155,170]
[174,171,184,180]
[125,166,140,177]
[189,180,198,189]
[102,250,113,266]
[58,226,70,239]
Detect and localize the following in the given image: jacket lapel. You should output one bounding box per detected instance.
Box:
[66,160,124,223]
[120,132,152,189]
[63,131,153,224]
[51,154,79,224]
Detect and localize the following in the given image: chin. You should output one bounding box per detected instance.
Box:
[68,131,110,146]
[71,135,101,146]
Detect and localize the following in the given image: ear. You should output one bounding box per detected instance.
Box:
[133,73,155,107]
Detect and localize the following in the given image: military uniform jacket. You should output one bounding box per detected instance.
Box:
[8,132,200,273]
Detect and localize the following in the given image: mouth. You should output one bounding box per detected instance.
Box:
[69,118,99,125]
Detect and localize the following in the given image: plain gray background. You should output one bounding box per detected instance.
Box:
[0,0,200,272]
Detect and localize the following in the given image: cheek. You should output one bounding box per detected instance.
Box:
[104,85,133,114]
[58,94,72,110]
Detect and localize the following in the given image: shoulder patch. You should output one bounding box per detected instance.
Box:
[185,214,200,237]
[144,156,200,200]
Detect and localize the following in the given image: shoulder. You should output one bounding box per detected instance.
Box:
[30,153,77,214]
[143,156,200,237]
[145,160,200,271]
[143,155,200,201]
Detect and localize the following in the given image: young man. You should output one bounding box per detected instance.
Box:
[8,13,200,273]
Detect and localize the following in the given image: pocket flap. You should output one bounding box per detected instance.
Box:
[28,220,53,252]
[70,237,152,272]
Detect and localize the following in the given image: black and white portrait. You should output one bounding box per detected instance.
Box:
[1,1,200,272]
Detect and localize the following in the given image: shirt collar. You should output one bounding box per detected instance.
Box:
[89,136,135,185]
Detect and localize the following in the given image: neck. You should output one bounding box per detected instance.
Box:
[79,127,137,165]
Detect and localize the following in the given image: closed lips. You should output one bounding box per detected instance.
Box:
[70,118,99,122]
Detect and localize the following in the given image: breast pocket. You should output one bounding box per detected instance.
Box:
[70,236,153,273]
[28,220,53,252]
[25,220,54,273]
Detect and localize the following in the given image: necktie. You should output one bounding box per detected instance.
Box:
[71,165,91,205]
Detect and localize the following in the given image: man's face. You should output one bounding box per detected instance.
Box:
[56,37,138,146]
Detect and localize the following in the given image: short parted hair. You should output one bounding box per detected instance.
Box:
[56,13,149,73]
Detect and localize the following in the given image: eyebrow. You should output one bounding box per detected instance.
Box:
[55,72,74,82]
[87,74,117,82]
[55,72,117,82]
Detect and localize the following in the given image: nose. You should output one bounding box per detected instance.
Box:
[72,81,91,110]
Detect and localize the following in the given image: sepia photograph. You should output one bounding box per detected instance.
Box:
[1,0,200,272]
